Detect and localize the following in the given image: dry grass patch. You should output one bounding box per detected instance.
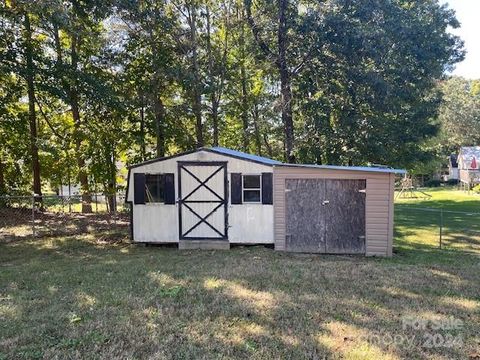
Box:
[0,235,479,359]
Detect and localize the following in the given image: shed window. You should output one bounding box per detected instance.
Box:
[243,175,261,203]
[145,174,165,203]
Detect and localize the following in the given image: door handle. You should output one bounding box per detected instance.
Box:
[322,200,330,205]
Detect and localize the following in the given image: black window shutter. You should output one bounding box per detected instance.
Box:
[231,173,242,204]
[262,173,273,204]
[164,173,175,204]
[133,173,146,204]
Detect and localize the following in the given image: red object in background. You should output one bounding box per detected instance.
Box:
[470,156,477,169]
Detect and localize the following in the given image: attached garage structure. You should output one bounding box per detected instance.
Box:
[273,165,402,257]
[126,147,404,256]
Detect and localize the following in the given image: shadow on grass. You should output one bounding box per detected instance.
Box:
[1,237,479,359]
[395,204,480,255]
[0,208,129,243]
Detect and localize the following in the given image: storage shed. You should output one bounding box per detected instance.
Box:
[126,147,405,256]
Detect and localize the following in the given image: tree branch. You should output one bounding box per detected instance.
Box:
[292,43,315,75]
[243,0,276,62]
[34,96,67,140]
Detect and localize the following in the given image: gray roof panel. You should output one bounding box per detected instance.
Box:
[275,163,406,174]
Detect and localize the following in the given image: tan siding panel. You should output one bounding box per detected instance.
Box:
[366,215,389,219]
[368,245,388,251]
[367,206,390,212]
[367,252,388,256]
[366,229,389,236]
[368,235,389,241]
[387,173,395,256]
[367,200,390,205]
[367,196,391,201]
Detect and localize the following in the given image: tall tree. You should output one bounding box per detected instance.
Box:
[203,1,231,146]
[2,2,44,197]
[244,0,318,162]
[118,0,179,157]
[295,0,464,168]
[183,1,204,147]
[438,77,480,152]
[0,0,467,199]
[23,12,42,198]
[42,0,113,211]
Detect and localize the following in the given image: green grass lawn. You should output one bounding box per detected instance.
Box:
[0,188,479,359]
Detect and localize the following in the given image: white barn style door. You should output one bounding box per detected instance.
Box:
[178,162,228,240]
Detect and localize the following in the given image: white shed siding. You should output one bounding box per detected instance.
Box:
[127,150,274,243]
[133,205,178,242]
[273,167,394,256]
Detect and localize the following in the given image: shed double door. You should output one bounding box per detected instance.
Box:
[285,179,366,254]
[178,161,228,240]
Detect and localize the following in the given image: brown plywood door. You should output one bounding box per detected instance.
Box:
[285,178,366,254]
[285,179,327,252]
[325,179,366,254]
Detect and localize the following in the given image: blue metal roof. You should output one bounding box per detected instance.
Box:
[208,147,283,165]
[128,146,405,173]
[209,147,405,173]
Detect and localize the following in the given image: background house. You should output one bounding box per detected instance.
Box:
[458,146,480,188]
[446,154,459,181]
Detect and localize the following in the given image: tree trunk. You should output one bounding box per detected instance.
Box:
[239,16,249,152]
[206,7,219,147]
[106,144,116,213]
[212,104,219,147]
[53,23,63,65]
[240,65,249,152]
[192,74,203,148]
[70,35,92,213]
[278,0,295,163]
[252,103,262,156]
[24,13,42,199]
[139,92,146,160]
[188,5,203,148]
[0,155,5,195]
[153,95,166,158]
[263,133,273,158]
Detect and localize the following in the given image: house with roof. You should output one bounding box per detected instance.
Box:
[125,146,405,256]
[447,154,459,181]
[458,146,480,188]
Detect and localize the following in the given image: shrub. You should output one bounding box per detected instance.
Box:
[425,179,442,187]
[472,184,480,193]
[445,179,459,186]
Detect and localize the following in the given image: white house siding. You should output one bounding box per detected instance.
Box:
[127,150,274,244]
[58,184,81,196]
[449,168,459,180]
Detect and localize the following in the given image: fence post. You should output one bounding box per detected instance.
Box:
[439,209,443,249]
[32,194,36,238]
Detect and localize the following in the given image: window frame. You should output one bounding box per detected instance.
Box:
[145,173,165,204]
[242,174,262,203]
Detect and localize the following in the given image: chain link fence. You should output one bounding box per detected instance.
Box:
[3,194,479,253]
[0,194,130,242]
[395,205,480,253]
